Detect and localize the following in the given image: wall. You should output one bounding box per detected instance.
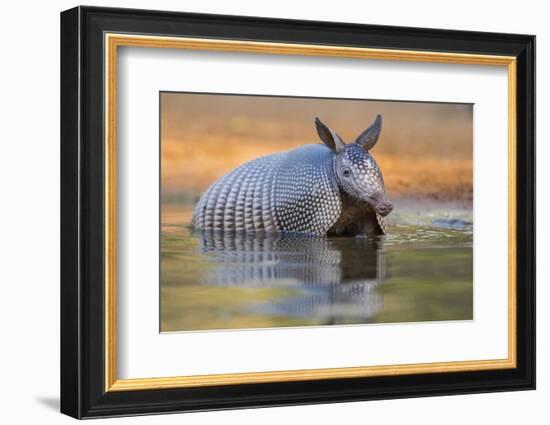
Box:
[0,0,544,423]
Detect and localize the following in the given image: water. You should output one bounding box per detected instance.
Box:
[161,203,473,332]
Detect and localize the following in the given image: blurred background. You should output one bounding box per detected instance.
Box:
[161,92,472,204]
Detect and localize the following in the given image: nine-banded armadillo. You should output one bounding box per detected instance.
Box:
[192,115,393,237]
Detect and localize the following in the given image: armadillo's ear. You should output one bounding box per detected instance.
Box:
[315,117,345,152]
[355,114,382,150]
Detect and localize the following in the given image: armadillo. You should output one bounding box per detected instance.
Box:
[192,115,393,237]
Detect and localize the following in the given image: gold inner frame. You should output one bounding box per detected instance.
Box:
[104,33,517,392]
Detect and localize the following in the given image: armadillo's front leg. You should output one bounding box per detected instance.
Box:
[356,213,385,238]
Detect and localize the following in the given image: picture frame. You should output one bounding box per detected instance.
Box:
[60,5,535,419]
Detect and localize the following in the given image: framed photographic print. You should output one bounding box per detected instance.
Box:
[60,6,535,419]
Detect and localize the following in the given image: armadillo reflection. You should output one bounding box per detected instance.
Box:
[192,115,393,237]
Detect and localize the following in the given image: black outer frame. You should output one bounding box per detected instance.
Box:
[60,5,535,419]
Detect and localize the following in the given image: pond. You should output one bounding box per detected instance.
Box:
[160,202,473,332]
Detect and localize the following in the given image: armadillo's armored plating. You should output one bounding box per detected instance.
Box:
[192,115,393,237]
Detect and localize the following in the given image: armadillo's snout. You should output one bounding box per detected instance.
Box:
[376,200,394,217]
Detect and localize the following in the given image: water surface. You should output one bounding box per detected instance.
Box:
[161,203,473,332]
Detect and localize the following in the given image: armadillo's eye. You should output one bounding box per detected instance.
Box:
[342,169,351,178]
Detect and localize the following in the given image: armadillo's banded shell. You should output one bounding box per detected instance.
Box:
[271,145,341,234]
[192,145,342,236]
